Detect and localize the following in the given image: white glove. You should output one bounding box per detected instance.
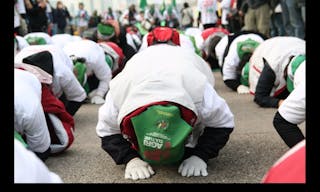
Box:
[88,89,98,99]
[178,155,208,177]
[237,85,250,94]
[125,157,155,180]
[90,95,105,104]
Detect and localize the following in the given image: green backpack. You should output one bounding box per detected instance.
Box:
[131,105,192,165]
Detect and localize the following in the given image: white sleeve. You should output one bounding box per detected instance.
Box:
[222,42,240,80]
[96,93,121,137]
[278,82,305,124]
[14,70,51,153]
[23,101,51,153]
[91,48,112,97]
[58,66,87,102]
[14,139,63,183]
[199,83,234,128]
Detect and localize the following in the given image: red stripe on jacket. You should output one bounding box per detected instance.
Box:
[41,85,75,151]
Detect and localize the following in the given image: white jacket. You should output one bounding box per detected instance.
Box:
[249,37,305,95]
[51,34,76,49]
[14,139,62,183]
[14,44,86,102]
[16,35,30,51]
[278,61,305,124]
[222,33,265,81]
[96,44,234,148]
[14,69,51,153]
[63,40,112,97]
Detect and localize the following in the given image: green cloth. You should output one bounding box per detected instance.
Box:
[97,23,115,36]
[135,22,149,36]
[240,62,250,86]
[26,36,46,45]
[167,5,173,15]
[139,0,148,11]
[74,61,87,86]
[160,0,166,14]
[237,38,260,60]
[171,0,176,7]
[14,130,27,148]
[131,105,192,165]
[84,82,90,94]
[178,30,201,56]
[105,54,114,70]
[287,55,305,92]
[160,20,166,27]
[188,35,201,56]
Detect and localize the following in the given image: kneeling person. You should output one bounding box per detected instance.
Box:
[96,43,234,180]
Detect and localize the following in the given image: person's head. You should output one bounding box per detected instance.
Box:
[37,0,46,9]
[129,4,136,12]
[108,7,113,13]
[79,2,84,10]
[22,51,54,76]
[99,41,125,77]
[97,22,116,41]
[147,26,180,46]
[202,34,223,69]
[236,38,260,81]
[56,1,63,9]
[82,28,98,42]
[70,56,88,87]
[183,2,189,8]
[129,104,194,165]
[237,53,251,86]
[93,10,97,16]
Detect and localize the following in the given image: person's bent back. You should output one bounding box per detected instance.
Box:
[249,37,305,108]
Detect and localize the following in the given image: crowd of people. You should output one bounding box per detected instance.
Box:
[14,0,305,183]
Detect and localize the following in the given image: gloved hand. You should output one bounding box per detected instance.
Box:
[237,85,250,94]
[88,89,98,99]
[125,157,155,180]
[178,155,208,177]
[90,95,105,104]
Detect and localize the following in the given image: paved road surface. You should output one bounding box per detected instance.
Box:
[45,71,305,183]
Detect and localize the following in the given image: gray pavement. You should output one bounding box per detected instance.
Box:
[45,71,305,183]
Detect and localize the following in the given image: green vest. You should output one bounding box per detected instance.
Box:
[131,105,192,165]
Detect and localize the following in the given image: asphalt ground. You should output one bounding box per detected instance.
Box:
[45,71,305,183]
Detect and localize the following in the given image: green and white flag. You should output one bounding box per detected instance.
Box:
[139,0,148,11]
[171,0,176,7]
[160,0,166,14]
